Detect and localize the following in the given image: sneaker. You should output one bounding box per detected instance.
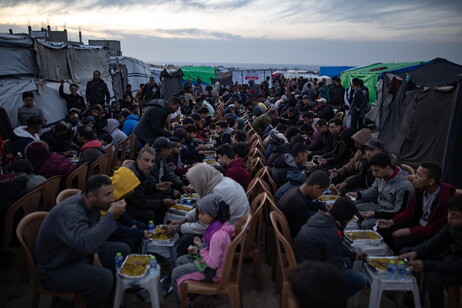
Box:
[160,276,173,297]
[138,289,151,303]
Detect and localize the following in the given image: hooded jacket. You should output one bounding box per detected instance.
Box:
[107,118,128,148]
[225,158,251,190]
[134,99,171,145]
[25,141,76,184]
[336,128,372,180]
[271,153,300,187]
[322,127,356,169]
[294,212,356,270]
[274,170,307,201]
[12,126,41,155]
[121,114,140,136]
[357,166,414,219]
[78,139,104,167]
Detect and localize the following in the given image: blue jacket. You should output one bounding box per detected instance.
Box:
[122,114,140,136]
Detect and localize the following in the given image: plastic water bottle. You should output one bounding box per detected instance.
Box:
[115,252,123,272]
[148,220,155,232]
[397,261,406,280]
[149,255,158,275]
[387,260,397,280]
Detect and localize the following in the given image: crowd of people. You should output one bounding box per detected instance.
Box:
[0,71,461,308]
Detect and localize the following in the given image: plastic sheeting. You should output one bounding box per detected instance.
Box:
[232,70,272,85]
[181,66,217,84]
[319,66,355,77]
[161,69,184,99]
[35,41,71,81]
[0,45,35,77]
[111,56,151,97]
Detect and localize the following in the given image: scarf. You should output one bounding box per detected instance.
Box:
[186,163,223,198]
[202,220,224,247]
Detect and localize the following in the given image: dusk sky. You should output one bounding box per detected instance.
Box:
[1,0,462,67]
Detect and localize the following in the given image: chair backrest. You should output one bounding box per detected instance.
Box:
[255,166,277,193]
[112,137,130,171]
[2,188,43,249]
[218,214,251,289]
[104,145,114,174]
[65,163,88,190]
[32,175,62,211]
[16,212,48,287]
[246,177,272,201]
[270,211,297,280]
[401,163,415,175]
[128,133,138,160]
[248,157,266,178]
[88,154,109,178]
[56,189,81,204]
[245,197,264,255]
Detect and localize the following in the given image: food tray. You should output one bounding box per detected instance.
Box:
[203,159,218,165]
[318,195,338,202]
[119,254,150,278]
[169,203,195,215]
[366,256,400,272]
[150,225,175,243]
[344,230,383,243]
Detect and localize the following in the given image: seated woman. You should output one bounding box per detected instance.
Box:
[25,141,75,187]
[171,194,234,304]
[165,163,250,256]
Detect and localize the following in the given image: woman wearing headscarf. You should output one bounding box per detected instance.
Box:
[166,163,250,255]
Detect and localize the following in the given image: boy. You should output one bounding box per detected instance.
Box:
[215,121,233,146]
[181,125,204,164]
[17,91,45,126]
[401,194,462,308]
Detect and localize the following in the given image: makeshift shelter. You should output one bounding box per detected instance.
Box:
[341,62,424,103]
[376,58,462,172]
[110,56,151,100]
[181,66,217,84]
[160,69,184,99]
[319,66,355,77]
[232,70,272,85]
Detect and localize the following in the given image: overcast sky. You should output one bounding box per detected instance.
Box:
[1,0,462,67]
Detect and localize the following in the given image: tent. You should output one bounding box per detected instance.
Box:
[0,33,113,128]
[181,66,217,85]
[375,58,462,172]
[341,61,424,103]
[160,69,184,99]
[110,56,151,100]
[232,70,272,85]
[319,66,355,77]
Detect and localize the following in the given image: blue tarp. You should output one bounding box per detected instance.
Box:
[319,66,355,77]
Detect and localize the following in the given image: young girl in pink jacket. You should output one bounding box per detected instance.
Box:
[171,194,234,304]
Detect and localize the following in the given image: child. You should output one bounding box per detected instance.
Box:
[171,194,234,304]
[400,194,462,308]
[17,91,45,126]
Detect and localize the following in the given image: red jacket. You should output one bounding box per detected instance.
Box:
[393,182,454,237]
[225,158,251,190]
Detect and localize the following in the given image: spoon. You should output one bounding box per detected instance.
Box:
[373,221,379,232]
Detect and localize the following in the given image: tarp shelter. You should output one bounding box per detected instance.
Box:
[0,33,112,127]
[232,70,272,85]
[376,58,462,173]
[160,69,184,99]
[341,62,424,103]
[110,56,151,100]
[181,66,217,84]
[319,66,355,77]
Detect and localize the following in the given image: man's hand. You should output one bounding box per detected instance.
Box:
[182,186,194,194]
[193,236,202,247]
[163,198,176,207]
[172,190,181,199]
[170,218,186,225]
[92,252,102,267]
[360,211,375,219]
[165,223,179,235]
[60,79,65,84]
[392,228,411,238]
[335,182,347,190]
[156,182,172,191]
[329,171,339,180]
[108,200,126,217]
[345,192,358,200]
[131,224,137,229]
[399,251,417,262]
[377,219,394,229]
[356,251,367,260]
[143,230,152,239]
[409,260,424,272]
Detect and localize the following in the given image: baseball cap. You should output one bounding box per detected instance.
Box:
[152,137,177,149]
[316,98,327,103]
[68,108,80,114]
[364,138,384,150]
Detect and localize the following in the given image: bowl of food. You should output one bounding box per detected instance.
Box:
[203,159,217,165]
[318,195,339,202]
[119,254,150,278]
[150,225,175,243]
[344,230,383,243]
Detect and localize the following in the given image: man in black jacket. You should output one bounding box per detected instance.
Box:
[400,194,462,308]
[140,77,161,103]
[134,96,181,146]
[85,70,110,107]
[350,78,368,131]
[308,119,334,157]
[59,80,86,113]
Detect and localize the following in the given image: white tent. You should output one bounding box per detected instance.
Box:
[110,56,151,98]
[232,70,272,85]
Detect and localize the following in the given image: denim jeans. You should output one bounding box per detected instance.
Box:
[341,269,366,297]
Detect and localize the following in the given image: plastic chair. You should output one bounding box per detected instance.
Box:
[128,133,138,160]
[32,175,62,211]
[1,188,43,281]
[248,157,266,178]
[104,146,114,175]
[112,137,130,171]
[87,154,109,178]
[16,212,86,308]
[180,214,251,308]
[65,163,88,190]
[56,189,81,204]
[401,163,415,175]
[245,177,272,202]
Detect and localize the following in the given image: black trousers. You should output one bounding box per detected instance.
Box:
[350,111,363,131]
[379,222,429,254]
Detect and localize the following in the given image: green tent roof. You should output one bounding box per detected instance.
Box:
[181,66,217,84]
[341,61,425,103]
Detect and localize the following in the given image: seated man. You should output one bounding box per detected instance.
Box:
[378,162,454,254]
[271,143,309,187]
[166,137,191,177]
[400,194,462,308]
[252,109,277,136]
[12,115,42,155]
[214,120,234,146]
[307,119,334,157]
[34,175,130,308]
[347,152,414,229]
[278,170,329,238]
[216,144,251,190]
[181,125,204,164]
[319,119,355,170]
[125,147,176,224]
[40,122,77,156]
[76,125,104,167]
[294,197,366,297]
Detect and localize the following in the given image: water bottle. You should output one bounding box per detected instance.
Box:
[148,220,155,232]
[115,252,123,272]
[387,260,397,280]
[397,261,406,280]
[149,255,158,275]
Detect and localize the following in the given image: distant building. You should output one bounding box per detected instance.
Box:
[27,25,83,45]
[89,40,122,56]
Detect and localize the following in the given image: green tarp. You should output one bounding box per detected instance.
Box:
[341,62,424,103]
[181,66,217,84]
